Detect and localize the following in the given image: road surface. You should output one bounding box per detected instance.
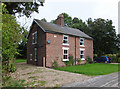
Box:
[61,72,119,87]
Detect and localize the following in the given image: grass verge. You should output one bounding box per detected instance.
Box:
[54,63,118,76]
[16,59,26,63]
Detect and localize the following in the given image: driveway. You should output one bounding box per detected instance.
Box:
[11,63,93,87]
[61,72,119,87]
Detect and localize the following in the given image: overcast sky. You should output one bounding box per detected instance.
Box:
[18,0,119,34]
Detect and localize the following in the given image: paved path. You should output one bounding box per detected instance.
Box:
[61,72,119,87]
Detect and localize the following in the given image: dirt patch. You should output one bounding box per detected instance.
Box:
[11,63,93,87]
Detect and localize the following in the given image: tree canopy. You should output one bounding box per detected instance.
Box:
[3,2,42,17]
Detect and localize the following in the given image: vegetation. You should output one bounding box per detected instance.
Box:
[64,54,75,66]
[76,58,81,64]
[4,1,44,17]
[16,59,26,63]
[52,60,58,68]
[2,3,26,76]
[54,63,118,76]
[86,56,93,64]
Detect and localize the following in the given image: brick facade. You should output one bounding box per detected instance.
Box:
[27,15,93,67]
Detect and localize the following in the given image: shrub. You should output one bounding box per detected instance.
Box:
[86,56,93,64]
[52,60,58,68]
[69,54,74,65]
[76,58,81,64]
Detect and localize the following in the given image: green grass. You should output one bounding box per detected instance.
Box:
[54,63,118,76]
[16,59,26,63]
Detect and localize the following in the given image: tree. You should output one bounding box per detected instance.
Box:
[4,2,43,17]
[2,3,25,75]
[41,18,47,22]
[51,13,72,26]
[87,18,117,56]
[16,30,28,59]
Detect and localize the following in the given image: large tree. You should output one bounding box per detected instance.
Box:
[87,18,117,56]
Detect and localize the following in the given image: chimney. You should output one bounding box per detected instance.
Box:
[56,14,64,27]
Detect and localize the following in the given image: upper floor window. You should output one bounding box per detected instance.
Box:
[63,35,68,44]
[32,31,37,44]
[80,38,84,46]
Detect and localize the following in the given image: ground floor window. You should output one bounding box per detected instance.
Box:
[62,47,69,61]
[30,54,32,61]
[35,48,37,61]
[80,48,85,60]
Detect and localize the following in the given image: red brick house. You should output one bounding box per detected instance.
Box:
[27,14,93,67]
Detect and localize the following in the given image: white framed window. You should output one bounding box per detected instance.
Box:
[80,38,84,46]
[35,48,37,61]
[63,35,68,45]
[32,31,37,44]
[80,48,85,60]
[62,47,69,61]
[30,54,32,61]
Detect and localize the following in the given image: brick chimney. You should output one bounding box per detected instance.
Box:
[56,14,64,27]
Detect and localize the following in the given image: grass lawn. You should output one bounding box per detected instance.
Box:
[16,59,26,63]
[54,63,118,76]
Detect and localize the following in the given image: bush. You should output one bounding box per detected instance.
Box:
[69,54,74,65]
[76,58,81,64]
[52,60,58,68]
[86,56,93,64]
[63,54,75,66]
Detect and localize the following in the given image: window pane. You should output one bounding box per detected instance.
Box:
[81,51,84,54]
[63,40,68,43]
[64,36,67,39]
[80,55,84,58]
[64,50,68,54]
[63,55,68,59]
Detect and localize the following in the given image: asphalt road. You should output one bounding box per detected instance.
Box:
[61,72,119,87]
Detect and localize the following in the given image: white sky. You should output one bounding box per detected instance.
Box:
[17,0,119,34]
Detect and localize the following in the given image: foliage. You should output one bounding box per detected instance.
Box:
[16,30,28,59]
[86,56,93,64]
[41,18,47,22]
[64,54,75,66]
[69,54,74,65]
[87,18,117,56]
[2,3,25,76]
[3,2,43,17]
[52,60,58,68]
[54,63,118,76]
[76,58,81,64]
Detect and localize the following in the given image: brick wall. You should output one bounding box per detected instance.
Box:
[27,22,46,66]
[46,32,93,67]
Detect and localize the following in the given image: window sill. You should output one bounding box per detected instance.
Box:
[32,43,37,45]
[81,58,85,60]
[62,43,69,46]
[80,45,85,47]
[63,59,69,61]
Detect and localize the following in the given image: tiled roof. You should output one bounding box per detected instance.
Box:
[34,19,93,39]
